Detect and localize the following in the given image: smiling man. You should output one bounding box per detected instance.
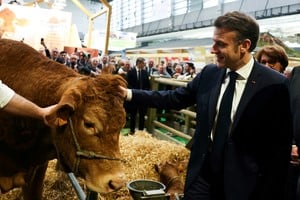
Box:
[119,11,292,200]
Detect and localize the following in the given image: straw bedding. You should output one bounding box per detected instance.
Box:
[0,131,190,200]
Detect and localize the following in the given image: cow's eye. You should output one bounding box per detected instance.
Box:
[84,122,94,129]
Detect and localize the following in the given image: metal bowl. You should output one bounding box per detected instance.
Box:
[127,179,166,200]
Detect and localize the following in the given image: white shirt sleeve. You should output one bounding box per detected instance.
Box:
[126,89,132,101]
[0,81,15,109]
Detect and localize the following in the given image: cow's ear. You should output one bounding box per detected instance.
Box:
[45,103,74,127]
[46,91,78,127]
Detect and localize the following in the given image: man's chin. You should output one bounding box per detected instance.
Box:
[216,63,226,68]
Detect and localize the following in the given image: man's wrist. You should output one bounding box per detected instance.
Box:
[126,89,132,101]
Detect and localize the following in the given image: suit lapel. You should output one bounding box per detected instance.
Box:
[231,63,262,131]
[208,69,226,131]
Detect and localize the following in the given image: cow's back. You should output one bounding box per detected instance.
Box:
[0,39,80,106]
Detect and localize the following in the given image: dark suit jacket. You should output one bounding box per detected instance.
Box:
[131,61,292,200]
[290,67,300,150]
[127,67,150,90]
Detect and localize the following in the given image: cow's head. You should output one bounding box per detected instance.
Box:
[45,74,127,193]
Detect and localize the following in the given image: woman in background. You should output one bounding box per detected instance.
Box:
[256,44,289,73]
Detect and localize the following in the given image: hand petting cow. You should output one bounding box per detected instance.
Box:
[0,39,127,199]
[154,160,187,200]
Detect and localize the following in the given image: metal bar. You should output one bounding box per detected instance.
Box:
[153,77,188,87]
[67,173,86,200]
[153,129,185,145]
[153,120,192,140]
[100,0,112,55]
[179,109,196,118]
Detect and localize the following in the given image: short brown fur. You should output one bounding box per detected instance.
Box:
[0,39,127,199]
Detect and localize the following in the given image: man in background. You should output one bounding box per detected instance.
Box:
[126,57,150,135]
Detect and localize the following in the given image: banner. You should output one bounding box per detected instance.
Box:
[84,30,137,51]
[0,4,72,51]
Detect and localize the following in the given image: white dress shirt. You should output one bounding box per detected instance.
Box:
[0,81,15,109]
[211,57,254,139]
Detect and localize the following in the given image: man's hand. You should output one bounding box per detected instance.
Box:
[118,86,128,99]
[291,145,300,166]
[41,104,58,127]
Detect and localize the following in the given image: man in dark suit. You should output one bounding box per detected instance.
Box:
[126,57,151,134]
[120,11,292,200]
[289,66,300,200]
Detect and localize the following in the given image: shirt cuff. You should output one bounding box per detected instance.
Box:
[126,89,132,101]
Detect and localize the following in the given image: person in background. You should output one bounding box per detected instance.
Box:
[66,54,79,72]
[50,48,61,63]
[177,62,196,80]
[166,61,174,76]
[118,59,131,79]
[40,38,51,59]
[39,39,65,65]
[99,55,109,70]
[0,81,57,127]
[287,66,300,200]
[146,59,157,76]
[126,57,150,135]
[256,45,289,73]
[172,64,183,79]
[88,57,101,77]
[152,64,172,78]
[77,51,91,75]
[58,51,69,65]
[119,11,292,200]
[256,44,300,200]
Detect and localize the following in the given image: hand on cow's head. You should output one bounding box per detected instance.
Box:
[118,86,128,99]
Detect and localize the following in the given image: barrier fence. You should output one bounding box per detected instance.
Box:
[146,77,196,146]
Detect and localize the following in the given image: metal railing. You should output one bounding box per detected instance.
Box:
[67,173,98,200]
[146,77,195,146]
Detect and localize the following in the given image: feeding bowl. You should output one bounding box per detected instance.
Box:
[127,179,166,200]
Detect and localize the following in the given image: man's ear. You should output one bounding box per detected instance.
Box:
[240,39,251,53]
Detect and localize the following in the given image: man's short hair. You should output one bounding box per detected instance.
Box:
[186,62,195,69]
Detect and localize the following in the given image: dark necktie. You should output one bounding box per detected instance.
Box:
[138,70,143,89]
[211,71,238,173]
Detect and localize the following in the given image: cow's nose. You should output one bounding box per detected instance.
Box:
[108,176,126,191]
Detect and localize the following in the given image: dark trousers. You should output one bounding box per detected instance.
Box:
[184,153,225,200]
[297,176,300,199]
[286,164,300,200]
[129,106,147,133]
[184,175,210,200]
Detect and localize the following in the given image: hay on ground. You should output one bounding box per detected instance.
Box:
[0,131,190,200]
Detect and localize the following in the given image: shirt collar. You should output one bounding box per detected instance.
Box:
[227,57,254,80]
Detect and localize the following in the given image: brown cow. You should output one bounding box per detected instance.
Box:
[154,160,186,200]
[0,39,127,199]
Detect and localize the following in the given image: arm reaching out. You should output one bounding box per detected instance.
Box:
[0,81,57,127]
